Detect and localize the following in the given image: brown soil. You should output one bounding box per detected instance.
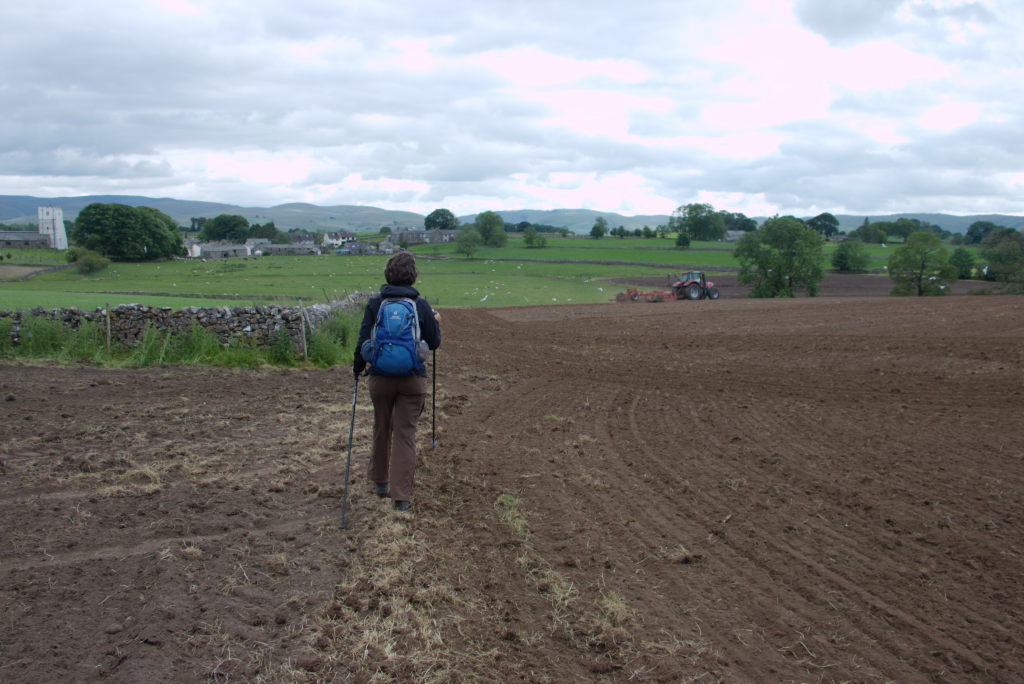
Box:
[2,291,1023,682]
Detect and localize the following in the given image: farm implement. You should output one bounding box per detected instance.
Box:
[616,271,721,302]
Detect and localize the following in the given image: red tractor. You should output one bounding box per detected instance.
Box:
[671,271,720,300]
[616,271,720,302]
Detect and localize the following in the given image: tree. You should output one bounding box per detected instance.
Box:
[201,214,249,242]
[136,206,184,258]
[455,227,482,256]
[719,211,758,233]
[675,232,691,249]
[980,229,1024,289]
[523,225,547,248]
[590,216,608,239]
[965,221,1000,245]
[735,216,824,297]
[888,218,917,242]
[474,211,507,247]
[831,239,870,271]
[669,203,726,241]
[71,202,182,261]
[425,208,459,232]
[849,222,888,244]
[949,247,976,279]
[806,212,840,239]
[249,221,280,241]
[888,232,957,296]
[380,226,392,236]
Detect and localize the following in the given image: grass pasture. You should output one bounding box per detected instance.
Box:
[0,237,984,311]
[1,248,684,311]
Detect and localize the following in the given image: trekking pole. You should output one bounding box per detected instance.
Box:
[339,375,359,529]
[431,349,438,448]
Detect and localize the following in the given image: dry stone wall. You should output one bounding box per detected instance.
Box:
[1,292,372,349]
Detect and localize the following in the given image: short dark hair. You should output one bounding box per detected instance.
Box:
[385,251,417,286]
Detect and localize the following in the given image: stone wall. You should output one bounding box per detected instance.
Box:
[0,292,372,350]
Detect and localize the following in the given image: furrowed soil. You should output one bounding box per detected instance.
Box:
[2,292,1023,682]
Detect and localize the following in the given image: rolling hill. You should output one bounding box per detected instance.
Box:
[1,195,1020,234]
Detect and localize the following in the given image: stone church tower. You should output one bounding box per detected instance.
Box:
[38,206,68,249]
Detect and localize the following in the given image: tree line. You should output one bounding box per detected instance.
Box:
[42,200,1024,296]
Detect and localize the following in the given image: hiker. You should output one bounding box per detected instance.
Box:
[353,251,442,512]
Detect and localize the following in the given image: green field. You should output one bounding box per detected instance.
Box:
[0,238,980,311]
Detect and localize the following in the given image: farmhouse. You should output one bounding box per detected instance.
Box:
[321,231,356,248]
[202,243,249,259]
[392,229,457,245]
[344,241,391,255]
[262,242,320,256]
[0,231,50,248]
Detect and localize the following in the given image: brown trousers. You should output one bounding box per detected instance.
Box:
[366,374,427,502]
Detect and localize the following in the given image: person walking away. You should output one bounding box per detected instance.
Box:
[353,252,441,511]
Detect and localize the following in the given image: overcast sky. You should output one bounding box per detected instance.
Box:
[2,0,1022,218]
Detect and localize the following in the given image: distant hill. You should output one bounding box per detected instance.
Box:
[458,208,668,234]
[0,196,424,232]
[0,195,1020,234]
[830,213,1024,233]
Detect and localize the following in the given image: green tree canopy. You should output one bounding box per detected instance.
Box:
[981,228,1024,288]
[248,221,281,241]
[719,211,758,233]
[949,246,977,279]
[474,211,507,247]
[831,239,870,272]
[71,203,183,261]
[454,227,482,256]
[965,221,1002,245]
[669,203,726,241]
[735,216,824,297]
[425,208,459,231]
[806,212,840,239]
[201,214,250,242]
[888,232,956,296]
[523,225,547,248]
[849,222,889,244]
[590,216,609,239]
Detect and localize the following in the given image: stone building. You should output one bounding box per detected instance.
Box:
[37,206,68,249]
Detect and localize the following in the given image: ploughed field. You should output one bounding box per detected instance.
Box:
[2,294,1022,682]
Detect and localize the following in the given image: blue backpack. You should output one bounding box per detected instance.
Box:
[360,298,427,376]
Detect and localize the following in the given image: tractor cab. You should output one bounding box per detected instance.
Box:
[670,271,720,300]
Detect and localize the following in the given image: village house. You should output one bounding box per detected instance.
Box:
[262,242,320,256]
[245,238,271,255]
[342,239,399,255]
[202,243,250,259]
[321,231,356,248]
[0,231,50,248]
[392,229,458,245]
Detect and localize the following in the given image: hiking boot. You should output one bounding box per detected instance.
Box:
[393,500,412,512]
[373,482,389,498]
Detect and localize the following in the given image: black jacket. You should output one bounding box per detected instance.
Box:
[353,284,441,376]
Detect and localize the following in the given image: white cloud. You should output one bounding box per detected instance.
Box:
[0,0,1022,217]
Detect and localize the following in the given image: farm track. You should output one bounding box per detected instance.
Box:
[1,294,1023,681]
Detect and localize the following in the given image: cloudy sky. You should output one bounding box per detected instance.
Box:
[2,0,1022,218]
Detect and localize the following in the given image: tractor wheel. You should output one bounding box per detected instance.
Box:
[707,286,720,300]
[615,292,626,302]
[685,284,702,300]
